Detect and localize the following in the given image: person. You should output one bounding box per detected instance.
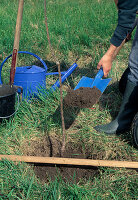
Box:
[94,0,138,135]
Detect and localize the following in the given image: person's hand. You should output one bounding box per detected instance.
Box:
[97,44,117,77]
[97,53,112,77]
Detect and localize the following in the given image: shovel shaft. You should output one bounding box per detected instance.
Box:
[10,0,24,85]
[13,0,24,50]
[10,49,18,85]
[112,18,138,60]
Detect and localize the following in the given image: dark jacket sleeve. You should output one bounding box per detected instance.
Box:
[110,0,138,47]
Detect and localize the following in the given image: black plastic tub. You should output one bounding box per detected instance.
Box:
[0,85,18,119]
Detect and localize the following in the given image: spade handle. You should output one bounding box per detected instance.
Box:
[112,18,138,60]
[10,0,24,85]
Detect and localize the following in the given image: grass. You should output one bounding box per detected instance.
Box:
[0,160,137,199]
[0,0,138,199]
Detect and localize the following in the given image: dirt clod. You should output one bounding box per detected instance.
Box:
[64,86,101,108]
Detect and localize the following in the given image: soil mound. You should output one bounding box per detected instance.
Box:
[64,87,101,108]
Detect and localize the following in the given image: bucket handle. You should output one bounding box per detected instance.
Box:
[0,51,48,84]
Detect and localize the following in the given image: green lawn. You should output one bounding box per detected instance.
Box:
[0,0,137,199]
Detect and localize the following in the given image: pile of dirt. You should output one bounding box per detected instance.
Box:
[22,135,99,183]
[64,86,101,108]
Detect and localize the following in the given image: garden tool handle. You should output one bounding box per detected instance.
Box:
[95,68,104,79]
[10,0,24,85]
[90,67,104,89]
[13,0,24,50]
[112,39,126,60]
[112,18,138,60]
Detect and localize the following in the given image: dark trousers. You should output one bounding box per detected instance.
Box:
[128,20,138,85]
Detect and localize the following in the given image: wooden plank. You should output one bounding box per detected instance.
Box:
[0,155,138,169]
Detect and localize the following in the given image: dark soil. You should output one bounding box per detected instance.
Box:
[64,86,102,108]
[22,136,99,183]
[34,151,98,184]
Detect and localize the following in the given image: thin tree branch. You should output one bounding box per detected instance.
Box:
[44,0,66,156]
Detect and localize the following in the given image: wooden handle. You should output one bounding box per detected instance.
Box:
[10,0,24,85]
[13,0,24,50]
[0,155,138,169]
[112,18,138,60]
[112,39,126,60]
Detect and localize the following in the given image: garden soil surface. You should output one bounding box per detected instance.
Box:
[64,86,102,108]
[22,135,99,183]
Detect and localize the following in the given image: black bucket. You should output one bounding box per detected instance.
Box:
[0,85,21,119]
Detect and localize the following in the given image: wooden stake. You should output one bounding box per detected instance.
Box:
[44,0,66,156]
[57,61,66,157]
[0,155,138,169]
